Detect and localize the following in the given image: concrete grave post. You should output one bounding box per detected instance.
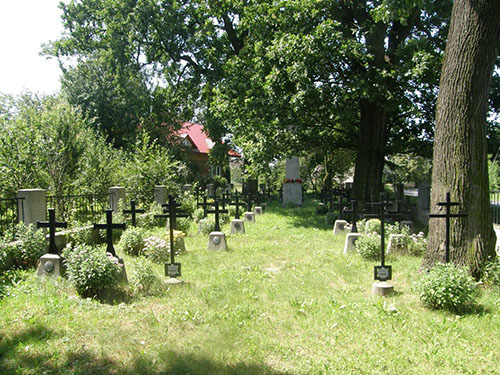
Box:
[207,184,215,198]
[282,156,303,207]
[17,189,46,227]
[154,185,167,205]
[109,186,126,212]
[416,182,430,224]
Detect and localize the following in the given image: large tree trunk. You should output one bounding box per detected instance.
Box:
[423,0,500,277]
[352,100,387,201]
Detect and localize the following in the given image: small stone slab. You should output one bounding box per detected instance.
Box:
[264,267,280,273]
[36,253,63,277]
[387,234,408,254]
[207,231,228,251]
[244,212,255,223]
[231,219,245,234]
[254,206,263,215]
[372,281,394,296]
[333,220,349,236]
[343,233,362,254]
[165,277,185,285]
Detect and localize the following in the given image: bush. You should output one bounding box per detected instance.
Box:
[408,232,427,256]
[355,233,381,260]
[118,227,145,256]
[198,217,215,235]
[228,205,242,218]
[142,236,169,263]
[193,208,206,223]
[174,217,192,234]
[129,257,160,296]
[415,263,479,312]
[137,203,163,229]
[63,244,124,298]
[482,256,500,287]
[316,203,328,215]
[5,223,47,269]
[67,223,96,246]
[364,219,381,235]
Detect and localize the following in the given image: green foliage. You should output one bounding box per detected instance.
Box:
[118,227,146,256]
[408,232,428,257]
[488,157,500,191]
[198,218,215,235]
[128,256,161,296]
[415,263,479,312]
[355,233,381,260]
[193,208,206,223]
[228,205,242,218]
[174,218,193,235]
[2,223,47,270]
[316,203,328,215]
[67,224,96,246]
[482,256,500,287]
[118,131,186,206]
[384,154,432,185]
[143,236,169,264]
[63,244,123,298]
[137,203,164,229]
[364,219,382,235]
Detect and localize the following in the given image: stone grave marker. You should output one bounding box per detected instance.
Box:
[282,156,302,207]
[206,200,229,250]
[243,193,255,223]
[343,200,362,253]
[36,208,67,277]
[228,192,245,234]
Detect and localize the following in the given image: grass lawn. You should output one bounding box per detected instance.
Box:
[1,199,500,374]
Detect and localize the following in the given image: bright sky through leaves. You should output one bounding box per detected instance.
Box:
[0,0,66,95]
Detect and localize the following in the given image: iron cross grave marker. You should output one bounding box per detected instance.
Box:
[93,209,126,257]
[37,208,68,254]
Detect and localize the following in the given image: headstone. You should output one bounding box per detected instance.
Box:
[282,157,302,207]
[333,220,349,236]
[254,206,263,215]
[244,211,255,223]
[231,219,245,234]
[183,184,193,193]
[36,253,63,277]
[343,233,362,254]
[17,189,46,227]
[109,186,126,212]
[154,185,167,205]
[207,231,227,251]
[416,182,431,224]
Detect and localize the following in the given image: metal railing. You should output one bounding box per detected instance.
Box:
[46,193,111,224]
[0,197,24,238]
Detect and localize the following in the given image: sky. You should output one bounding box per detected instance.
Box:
[0,0,67,95]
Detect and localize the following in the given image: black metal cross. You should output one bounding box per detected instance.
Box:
[343,200,359,233]
[93,209,126,257]
[123,200,145,227]
[206,200,228,232]
[332,194,347,219]
[429,192,468,263]
[197,195,209,218]
[162,195,190,278]
[363,193,401,281]
[245,192,254,213]
[228,191,242,219]
[37,208,68,254]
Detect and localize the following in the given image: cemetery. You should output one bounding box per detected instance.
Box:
[1,0,500,373]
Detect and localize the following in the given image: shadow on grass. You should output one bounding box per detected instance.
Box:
[1,333,292,375]
[271,199,336,230]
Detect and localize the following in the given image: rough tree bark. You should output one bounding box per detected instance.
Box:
[423,0,500,277]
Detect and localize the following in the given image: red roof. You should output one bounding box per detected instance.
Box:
[178,122,213,154]
[178,122,240,157]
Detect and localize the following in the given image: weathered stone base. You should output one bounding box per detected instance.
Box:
[344,233,362,254]
[372,281,394,296]
[36,253,63,277]
[165,277,185,285]
[198,218,209,233]
[208,231,227,250]
[254,206,263,215]
[231,219,245,234]
[333,220,349,236]
[244,212,255,223]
